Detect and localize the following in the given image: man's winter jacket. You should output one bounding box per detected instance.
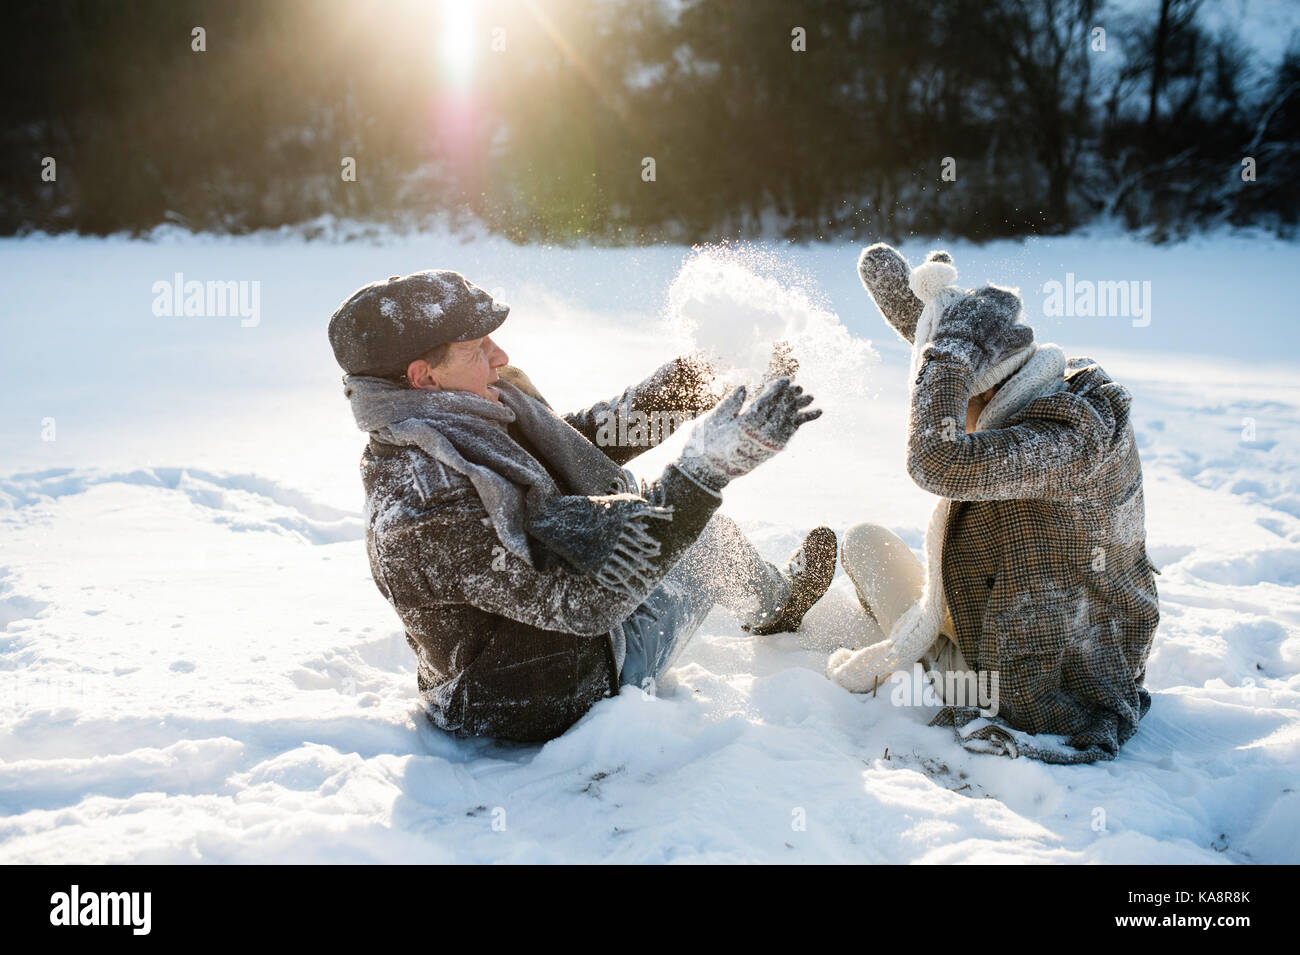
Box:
[359,359,722,742]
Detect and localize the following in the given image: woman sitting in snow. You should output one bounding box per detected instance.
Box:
[827,243,1160,763]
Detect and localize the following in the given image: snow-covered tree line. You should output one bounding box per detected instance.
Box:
[2,0,1296,240]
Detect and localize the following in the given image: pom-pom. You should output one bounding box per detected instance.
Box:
[908,259,958,302]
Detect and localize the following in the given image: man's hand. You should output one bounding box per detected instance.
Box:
[738,375,819,448]
[674,377,821,492]
[676,352,722,405]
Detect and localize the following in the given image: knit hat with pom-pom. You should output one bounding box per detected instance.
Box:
[857,243,1035,395]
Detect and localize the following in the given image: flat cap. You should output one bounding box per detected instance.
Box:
[328,270,509,377]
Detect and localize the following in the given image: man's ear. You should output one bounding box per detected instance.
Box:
[406,359,439,390]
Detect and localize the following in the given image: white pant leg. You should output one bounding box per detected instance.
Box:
[840,522,927,632]
[840,521,968,695]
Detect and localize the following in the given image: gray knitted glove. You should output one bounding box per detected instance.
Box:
[674,377,821,492]
[926,284,1034,385]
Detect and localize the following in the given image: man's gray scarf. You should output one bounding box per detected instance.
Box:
[344,375,671,597]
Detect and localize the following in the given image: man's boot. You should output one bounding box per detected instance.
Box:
[744,526,838,635]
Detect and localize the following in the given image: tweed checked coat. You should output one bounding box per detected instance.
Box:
[909,350,1160,760]
[360,358,723,743]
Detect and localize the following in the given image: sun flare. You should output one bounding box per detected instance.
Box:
[438,0,477,86]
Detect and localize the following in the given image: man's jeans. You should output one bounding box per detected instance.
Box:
[617,563,719,691]
[615,514,790,691]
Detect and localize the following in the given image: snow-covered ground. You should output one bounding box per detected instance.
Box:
[1,227,1297,863]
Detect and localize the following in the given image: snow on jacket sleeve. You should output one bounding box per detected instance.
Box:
[375,455,723,637]
[906,351,1129,501]
[563,355,721,465]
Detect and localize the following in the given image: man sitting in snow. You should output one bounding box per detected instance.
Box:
[827,244,1160,763]
[329,270,836,742]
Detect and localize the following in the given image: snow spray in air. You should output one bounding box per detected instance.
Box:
[663,244,878,407]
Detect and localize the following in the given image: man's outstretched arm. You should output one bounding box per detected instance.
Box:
[382,378,819,637]
[564,355,721,465]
